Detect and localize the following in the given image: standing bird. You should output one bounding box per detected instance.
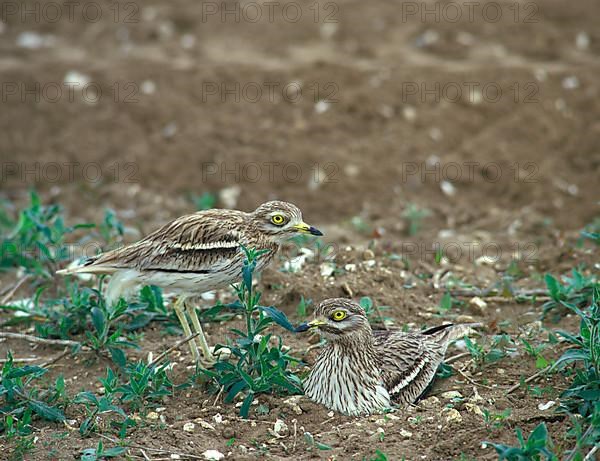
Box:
[297,298,477,416]
[57,201,322,367]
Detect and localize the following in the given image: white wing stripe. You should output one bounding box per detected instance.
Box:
[172,241,239,251]
[389,356,428,395]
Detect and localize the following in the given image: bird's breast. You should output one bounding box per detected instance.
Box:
[304,345,390,416]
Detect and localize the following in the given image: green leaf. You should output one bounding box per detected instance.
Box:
[239,392,254,419]
[109,347,127,368]
[103,446,126,457]
[91,307,106,334]
[359,297,373,310]
[6,365,47,379]
[224,380,248,403]
[439,292,453,311]
[29,400,65,422]
[259,306,297,332]
[544,274,561,300]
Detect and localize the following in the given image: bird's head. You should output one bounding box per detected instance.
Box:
[251,201,323,243]
[296,298,371,342]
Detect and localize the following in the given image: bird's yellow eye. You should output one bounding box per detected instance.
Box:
[271,214,285,226]
[331,310,347,321]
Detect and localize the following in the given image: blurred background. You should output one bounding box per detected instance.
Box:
[1,0,599,246]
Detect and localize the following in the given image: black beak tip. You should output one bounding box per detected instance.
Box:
[294,322,310,333]
[309,226,323,236]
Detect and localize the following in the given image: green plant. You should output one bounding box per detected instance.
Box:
[551,286,600,457]
[296,296,311,319]
[438,292,463,314]
[359,296,392,326]
[482,408,511,430]
[520,339,549,369]
[190,192,217,211]
[303,431,332,451]
[203,247,303,418]
[80,441,126,461]
[1,353,66,433]
[366,450,388,461]
[401,203,431,236]
[3,410,36,460]
[74,368,129,436]
[96,209,125,245]
[487,423,556,460]
[464,334,515,368]
[543,269,598,320]
[2,282,174,358]
[116,361,174,413]
[579,217,600,246]
[0,191,94,277]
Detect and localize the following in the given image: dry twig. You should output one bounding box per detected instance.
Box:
[149,332,200,366]
[0,332,79,347]
[506,366,551,394]
[1,275,30,305]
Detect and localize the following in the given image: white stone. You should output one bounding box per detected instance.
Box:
[538,401,556,411]
[320,262,336,277]
[141,80,156,95]
[273,419,288,436]
[64,71,91,87]
[576,32,590,50]
[400,428,413,438]
[202,450,224,461]
[196,420,216,431]
[475,255,497,266]
[441,391,463,400]
[17,31,55,49]
[464,403,484,417]
[402,106,417,121]
[183,422,195,432]
[315,100,330,114]
[469,297,488,310]
[444,408,462,423]
[440,181,456,196]
[219,186,241,209]
[562,76,580,90]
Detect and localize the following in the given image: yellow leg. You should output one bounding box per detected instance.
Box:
[173,297,200,362]
[185,301,215,368]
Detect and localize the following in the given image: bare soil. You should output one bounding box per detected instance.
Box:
[1,0,599,459]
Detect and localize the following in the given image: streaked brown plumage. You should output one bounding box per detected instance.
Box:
[57,201,322,367]
[300,298,477,416]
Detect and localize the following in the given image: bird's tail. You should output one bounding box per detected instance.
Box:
[422,322,482,346]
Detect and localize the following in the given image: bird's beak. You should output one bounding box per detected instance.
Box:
[294,318,327,333]
[293,222,323,236]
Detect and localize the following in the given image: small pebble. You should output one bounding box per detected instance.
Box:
[444,408,463,424]
[441,391,463,400]
[202,450,224,461]
[538,401,556,411]
[183,422,195,432]
[400,428,413,438]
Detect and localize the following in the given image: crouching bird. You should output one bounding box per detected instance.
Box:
[56,201,322,367]
[297,298,478,416]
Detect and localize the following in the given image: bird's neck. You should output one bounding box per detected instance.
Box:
[331,330,376,356]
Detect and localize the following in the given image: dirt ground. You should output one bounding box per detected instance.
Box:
[1,0,600,459]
